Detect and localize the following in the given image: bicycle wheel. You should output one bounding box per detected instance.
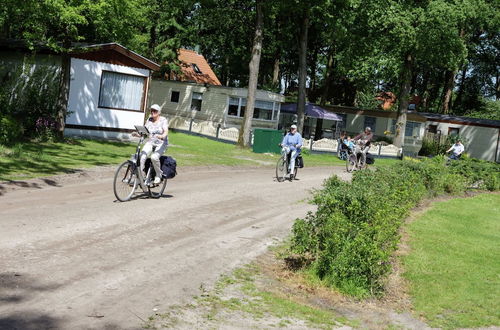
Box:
[358,153,367,169]
[113,161,137,202]
[346,154,356,172]
[276,157,287,182]
[148,178,167,198]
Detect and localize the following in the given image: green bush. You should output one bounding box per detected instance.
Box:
[289,157,500,297]
[0,115,23,145]
[0,58,61,144]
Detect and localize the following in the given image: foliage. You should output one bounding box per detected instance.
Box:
[0,115,22,145]
[465,99,500,121]
[0,58,61,144]
[289,157,500,296]
[404,194,500,328]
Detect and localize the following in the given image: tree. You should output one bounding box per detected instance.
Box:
[237,0,264,147]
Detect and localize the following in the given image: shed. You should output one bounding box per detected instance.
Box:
[65,43,160,139]
[420,112,500,162]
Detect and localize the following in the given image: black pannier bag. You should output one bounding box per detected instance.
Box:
[296,155,304,168]
[144,156,177,179]
[160,156,177,179]
[366,153,375,165]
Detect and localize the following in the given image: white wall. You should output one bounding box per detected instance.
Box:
[66,58,150,130]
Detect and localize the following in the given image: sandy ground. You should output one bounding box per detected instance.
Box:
[0,165,348,330]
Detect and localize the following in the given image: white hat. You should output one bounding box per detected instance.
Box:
[290,124,297,129]
[150,104,162,113]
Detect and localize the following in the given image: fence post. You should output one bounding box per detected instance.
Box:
[378,144,381,155]
[216,124,221,140]
[309,135,314,151]
[189,119,194,132]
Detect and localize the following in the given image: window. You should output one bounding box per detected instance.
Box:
[364,116,377,132]
[171,91,180,103]
[254,100,274,120]
[227,97,278,121]
[448,127,460,136]
[406,122,421,137]
[192,63,202,74]
[391,120,422,137]
[228,97,239,116]
[428,124,437,133]
[337,113,347,130]
[191,92,203,111]
[98,71,145,111]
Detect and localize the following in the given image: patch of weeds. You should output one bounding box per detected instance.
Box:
[147,262,349,329]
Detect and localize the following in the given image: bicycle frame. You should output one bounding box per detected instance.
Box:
[128,133,149,192]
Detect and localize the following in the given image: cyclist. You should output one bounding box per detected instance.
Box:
[281,124,302,179]
[138,104,169,184]
[353,126,373,155]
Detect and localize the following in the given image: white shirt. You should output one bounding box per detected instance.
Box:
[145,116,168,146]
[450,143,464,156]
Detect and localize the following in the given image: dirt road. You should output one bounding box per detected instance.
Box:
[0,165,348,329]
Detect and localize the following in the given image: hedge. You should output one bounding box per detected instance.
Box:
[289,157,500,297]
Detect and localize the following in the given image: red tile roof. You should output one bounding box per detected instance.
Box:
[169,49,221,86]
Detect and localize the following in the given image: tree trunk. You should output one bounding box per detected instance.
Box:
[441,69,456,114]
[237,0,263,147]
[272,56,280,88]
[225,54,230,86]
[311,48,318,92]
[454,62,468,110]
[420,70,430,110]
[495,71,499,100]
[56,42,71,139]
[296,8,309,134]
[394,53,413,150]
[320,47,334,106]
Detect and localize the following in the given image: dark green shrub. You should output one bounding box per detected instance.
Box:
[0,115,23,145]
[289,157,499,297]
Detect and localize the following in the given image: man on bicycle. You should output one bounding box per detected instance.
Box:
[281,124,302,179]
[353,126,373,155]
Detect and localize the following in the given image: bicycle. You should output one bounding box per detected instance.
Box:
[276,146,300,182]
[346,141,367,172]
[113,125,167,202]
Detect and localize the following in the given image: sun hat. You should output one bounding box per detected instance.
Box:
[290,124,297,129]
[150,104,162,113]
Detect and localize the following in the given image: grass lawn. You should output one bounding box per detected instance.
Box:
[0,131,398,181]
[404,193,500,329]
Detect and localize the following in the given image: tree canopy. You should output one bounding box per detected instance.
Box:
[1,0,499,120]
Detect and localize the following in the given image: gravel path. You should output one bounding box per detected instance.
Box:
[0,165,349,330]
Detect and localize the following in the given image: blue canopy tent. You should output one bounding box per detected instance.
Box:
[280,103,343,138]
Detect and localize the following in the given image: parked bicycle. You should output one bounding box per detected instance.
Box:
[346,141,367,172]
[113,125,167,202]
[276,146,302,182]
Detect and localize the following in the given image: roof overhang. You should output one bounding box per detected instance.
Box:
[70,43,160,71]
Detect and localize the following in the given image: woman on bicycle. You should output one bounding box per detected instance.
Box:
[281,124,302,179]
[140,104,169,184]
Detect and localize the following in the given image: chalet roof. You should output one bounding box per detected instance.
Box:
[71,43,160,71]
[324,105,428,122]
[0,40,160,71]
[419,112,500,129]
[175,49,221,86]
